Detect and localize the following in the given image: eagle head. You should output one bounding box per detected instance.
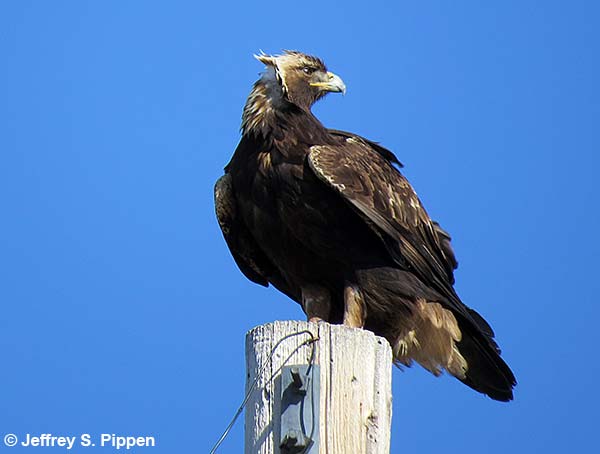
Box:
[254,50,346,111]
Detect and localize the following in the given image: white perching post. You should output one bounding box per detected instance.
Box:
[245,320,393,454]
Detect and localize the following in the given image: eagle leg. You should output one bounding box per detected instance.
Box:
[301,285,331,322]
[343,282,366,328]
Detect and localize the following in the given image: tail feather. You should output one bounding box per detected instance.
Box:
[356,266,516,402]
[455,325,516,401]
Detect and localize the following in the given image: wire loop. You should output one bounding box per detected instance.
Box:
[210,329,319,453]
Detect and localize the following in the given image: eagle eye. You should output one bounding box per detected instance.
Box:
[302,66,316,75]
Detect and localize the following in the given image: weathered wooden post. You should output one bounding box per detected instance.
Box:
[245,320,393,454]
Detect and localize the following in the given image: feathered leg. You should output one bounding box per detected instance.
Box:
[301,284,331,322]
[343,282,366,328]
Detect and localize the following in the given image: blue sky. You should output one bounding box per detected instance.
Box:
[1,1,599,452]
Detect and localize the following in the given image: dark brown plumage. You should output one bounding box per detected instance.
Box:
[215,51,516,401]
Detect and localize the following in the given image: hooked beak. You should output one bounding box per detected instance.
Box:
[310,71,346,95]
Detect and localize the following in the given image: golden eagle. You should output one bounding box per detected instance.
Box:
[215,51,516,401]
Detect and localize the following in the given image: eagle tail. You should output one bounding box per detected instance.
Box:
[357,267,515,401]
[455,325,516,401]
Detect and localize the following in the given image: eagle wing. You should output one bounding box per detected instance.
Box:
[327,129,403,167]
[431,220,458,273]
[327,130,459,273]
[308,137,460,305]
[215,174,301,303]
[308,137,513,396]
[214,174,271,287]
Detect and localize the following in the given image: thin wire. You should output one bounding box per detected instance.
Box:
[297,340,318,454]
[209,329,319,454]
[304,349,318,454]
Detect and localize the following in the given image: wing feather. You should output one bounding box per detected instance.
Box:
[214,174,270,286]
[307,140,459,304]
[327,129,403,167]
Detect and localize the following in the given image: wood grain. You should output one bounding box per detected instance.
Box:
[245,321,392,454]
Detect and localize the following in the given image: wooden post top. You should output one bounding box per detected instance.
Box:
[245,321,393,454]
